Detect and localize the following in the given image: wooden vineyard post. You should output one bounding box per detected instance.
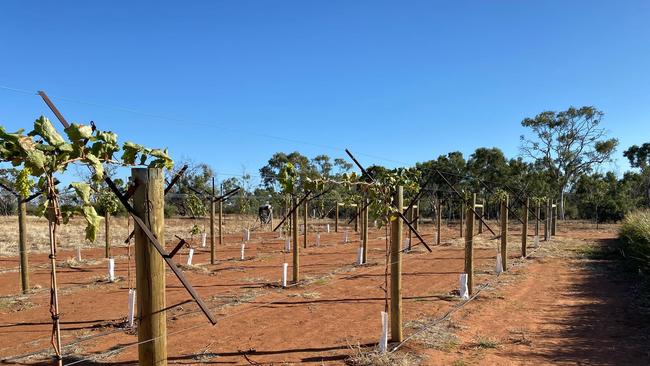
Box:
[132,168,167,365]
[335,203,339,233]
[535,202,540,237]
[362,198,369,263]
[292,196,299,283]
[210,177,216,265]
[303,200,308,248]
[436,198,442,246]
[552,202,557,236]
[522,198,529,258]
[459,201,464,238]
[105,211,111,258]
[390,186,403,342]
[500,194,509,270]
[544,199,550,241]
[18,199,29,294]
[465,202,474,295]
[219,184,224,246]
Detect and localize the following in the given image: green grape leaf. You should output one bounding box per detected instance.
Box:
[122,141,146,165]
[148,148,174,169]
[82,205,102,242]
[31,116,66,147]
[70,182,92,204]
[64,123,93,142]
[83,153,104,181]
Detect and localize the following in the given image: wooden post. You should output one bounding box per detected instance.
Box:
[132,168,167,365]
[292,196,299,283]
[104,211,111,258]
[522,198,529,258]
[210,177,216,265]
[354,204,359,232]
[436,198,442,246]
[500,195,508,270]
[551,202,557,236]
[335,203,339,233]
[18,199,29,294]
[535,202,540,237]
[390,186,403,342]
[465,202,474,294]
[459,201,464,238]
[303,200,308,248]
[544,199,550,241]
[362,198,369,263]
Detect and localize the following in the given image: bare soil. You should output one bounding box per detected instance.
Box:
[0,218,647,365]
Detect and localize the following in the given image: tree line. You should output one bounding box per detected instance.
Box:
[1,106,647,224]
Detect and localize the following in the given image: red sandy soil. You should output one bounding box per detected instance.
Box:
[0,222,648,365]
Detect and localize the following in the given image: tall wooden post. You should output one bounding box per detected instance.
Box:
[362,198,369,263]
[335,203,339,233]
[465,203,474,295]
[210,177,215,265]
[292,196,299,283]
[104,212,111,258]
[522,198,529,258]
[354,204,359,232]
[219,184,224,246]
[18,199,29,294]
[544,199,550,241]
[390,186,403,342]
[551,202,557,236]
[132,168,167,365]
[436,198,442,246]
[303,200,308,248]
[535,202,540,237]
[500,195,509,270]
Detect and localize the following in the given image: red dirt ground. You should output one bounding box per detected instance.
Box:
[0,221,648,365]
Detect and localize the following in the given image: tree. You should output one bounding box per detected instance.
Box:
[519,106,618,219]
[623,143,650,205]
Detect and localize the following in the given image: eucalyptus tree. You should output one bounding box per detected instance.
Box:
[519,106,618,219]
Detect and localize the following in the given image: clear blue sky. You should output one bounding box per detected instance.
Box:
[1,1,649,185]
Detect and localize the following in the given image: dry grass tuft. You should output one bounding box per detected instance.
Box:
[405,319,460,351]
[346,346,420,366]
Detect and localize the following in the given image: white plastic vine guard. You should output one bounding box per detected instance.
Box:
[108,258,115,282]
[282,263,288,288]
[459,273,469,300]
[379,311,388,353]
[187,248,194,265]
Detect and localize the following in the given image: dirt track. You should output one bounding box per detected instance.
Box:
[0,222,648,365]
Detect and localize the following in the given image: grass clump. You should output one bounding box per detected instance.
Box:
[405,319,459,351]
[471,336,499,349]
[346,348,419,366]
[619,210,650,273]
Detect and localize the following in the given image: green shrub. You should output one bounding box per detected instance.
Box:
[619,210,650,272]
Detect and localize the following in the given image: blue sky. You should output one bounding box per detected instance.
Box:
[1,1,649,185]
